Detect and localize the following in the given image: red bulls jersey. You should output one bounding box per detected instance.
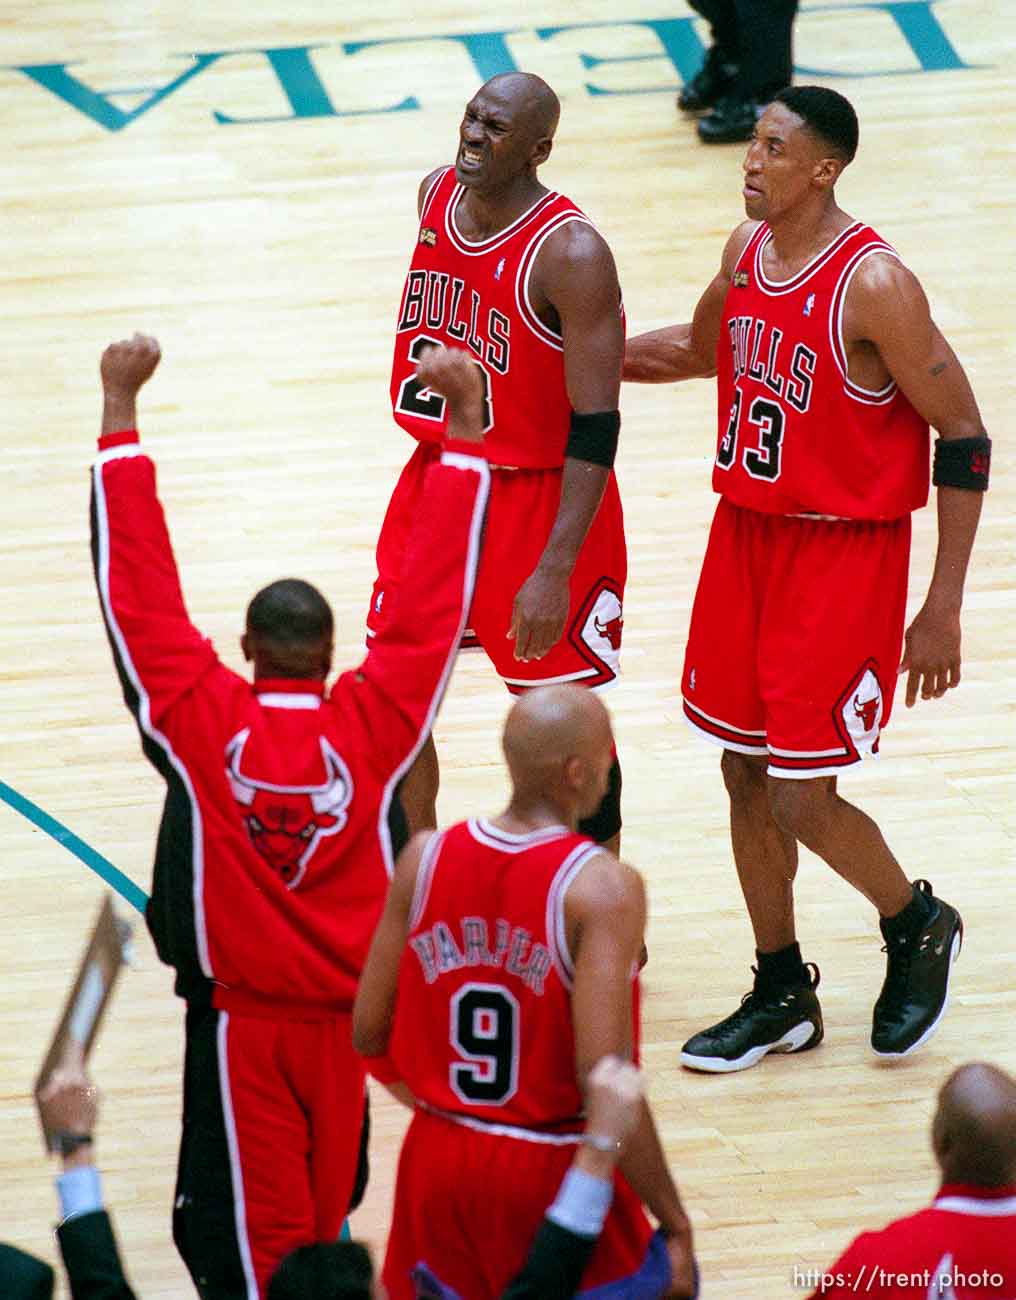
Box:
[390,819,636,1134]
[91,432,489,1011]
[714,220,929,519]
[390,167,614,469]
[809,1183,1016,1298]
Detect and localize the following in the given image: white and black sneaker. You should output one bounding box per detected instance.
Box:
[680,963,823,1074]
[871,879,962,1058]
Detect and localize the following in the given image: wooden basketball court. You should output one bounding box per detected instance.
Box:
[1,1,1013,1294]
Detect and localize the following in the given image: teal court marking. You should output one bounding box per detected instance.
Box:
[0,780,148,915]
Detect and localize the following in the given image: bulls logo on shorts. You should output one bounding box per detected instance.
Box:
[568,579,623,688]
[225,729,354,889]
[834,661,884,759]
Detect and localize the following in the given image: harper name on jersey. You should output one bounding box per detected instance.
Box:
[716,221,930,520]
[390,165,619,469]
[410,916,552,996]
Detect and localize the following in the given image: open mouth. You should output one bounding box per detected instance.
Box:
[459,146,484,170]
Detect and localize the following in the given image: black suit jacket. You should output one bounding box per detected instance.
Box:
[56,1211,137,1300]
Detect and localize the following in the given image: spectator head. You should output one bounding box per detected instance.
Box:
[267,1241,381,1299]
[773,86,859,165]
[501,683,615,823]
[931,1062,1016,1187]
[242,579,334,680]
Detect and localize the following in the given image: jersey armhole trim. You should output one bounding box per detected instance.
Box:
[546,842,601,991]
[407,830,444,932]
[515,213,594,352]
[829,243,901,404]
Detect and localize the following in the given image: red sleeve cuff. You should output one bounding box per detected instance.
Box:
[97,429,140,451]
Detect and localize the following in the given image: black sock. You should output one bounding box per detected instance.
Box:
[882,883,934,941]
[755,942,807,988]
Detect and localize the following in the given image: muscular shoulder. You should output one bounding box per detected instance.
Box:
[417,166,450,217]
[535,220,620,311]
[567,848,645,920]
[843,250,929,344]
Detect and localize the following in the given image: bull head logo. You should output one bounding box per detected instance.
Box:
[852,694,879,733]
[225,730,353,889]
[594,612,624,652]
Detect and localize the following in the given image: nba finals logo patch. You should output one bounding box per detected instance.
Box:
[419,227,437,246]
[803,292,816,317]
[733,270,749,288]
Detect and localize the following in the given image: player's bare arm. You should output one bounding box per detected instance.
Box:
[352,830,430,1058]
[508,222,623,662]
[844,255,988,708]
[567,853,697,1298]
[623,221,758,383]
[100,333,161,432]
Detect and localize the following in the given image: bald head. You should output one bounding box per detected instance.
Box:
[932,1063,1016,1187]
[502,685,613,821]
[480,73,560,142]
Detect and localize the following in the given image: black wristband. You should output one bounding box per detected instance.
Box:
[53,1132,93,1157]
[932,435,991,491]
[566,410,620,468]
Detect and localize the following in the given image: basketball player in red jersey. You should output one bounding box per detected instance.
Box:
[369,72,628,851]
[623,87,989,1071]
[92,338,491,1298]
[353,685,697,1299]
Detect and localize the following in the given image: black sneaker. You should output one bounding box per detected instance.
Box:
[871,880,963,1058]
[680,963,823,1073]
[696,95,762,144]
[677,45,738,114]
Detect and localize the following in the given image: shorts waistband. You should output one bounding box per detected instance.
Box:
[417,1101,584,1146]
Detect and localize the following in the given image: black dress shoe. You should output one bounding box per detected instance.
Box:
[697,95,761,144]
[677,45,738,113]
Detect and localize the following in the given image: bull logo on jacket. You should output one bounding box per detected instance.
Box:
[225,729,353,889]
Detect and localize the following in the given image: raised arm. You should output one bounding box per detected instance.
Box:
[352,350,490,775]
[623,221,756,383]
[844,256,989,707]
[567,854,696,1298]
[92,335,221,736]
[508,223,623,661]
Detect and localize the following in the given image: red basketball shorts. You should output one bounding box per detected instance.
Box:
[368,441,627,693]
[381,1109,654,1300]
[681,499,911,778]
[173,1002,366,1299]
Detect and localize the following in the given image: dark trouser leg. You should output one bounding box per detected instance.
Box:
[686,0,740,59]
[732,0,799,99]
[173,1001,252,1300]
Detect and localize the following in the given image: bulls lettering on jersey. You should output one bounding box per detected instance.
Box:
[390,819,639,1133]
[715,221,930,519]
[390,167,622,469]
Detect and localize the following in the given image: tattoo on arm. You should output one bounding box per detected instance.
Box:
[930,361,948,377]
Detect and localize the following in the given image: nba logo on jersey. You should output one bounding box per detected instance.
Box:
[841,666,883,755]
[803,292,816,317]
[494,257,505,280]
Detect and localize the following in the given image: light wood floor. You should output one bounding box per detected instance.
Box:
[1,1,1013,1294]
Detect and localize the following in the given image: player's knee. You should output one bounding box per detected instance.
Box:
[767,776,831,841]
[720,748,767,804]
[578,756,622,844]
